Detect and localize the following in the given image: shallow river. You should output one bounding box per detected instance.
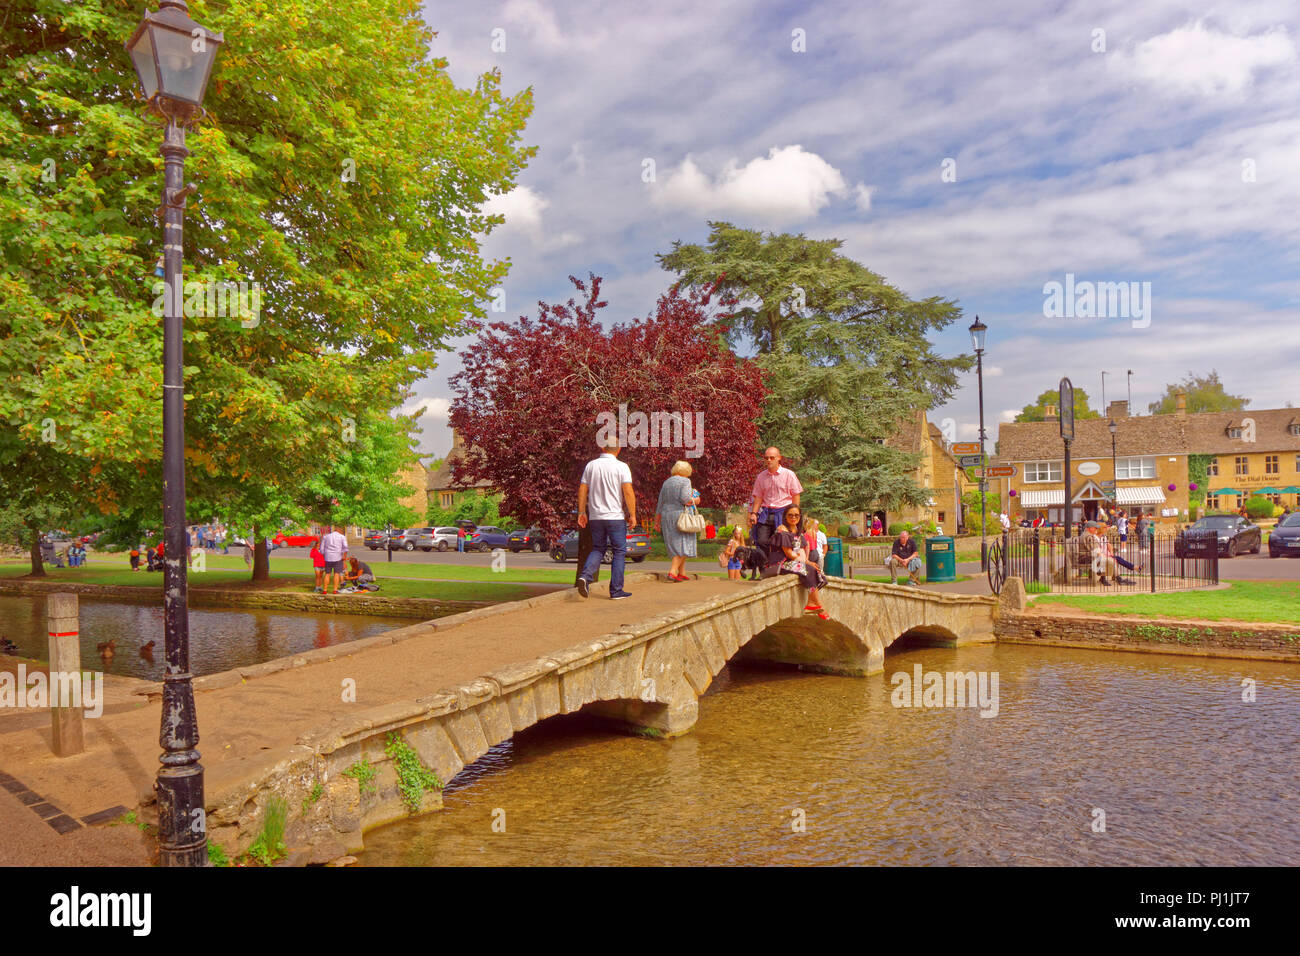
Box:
[361,643,1300,866]
[0,595,422,681]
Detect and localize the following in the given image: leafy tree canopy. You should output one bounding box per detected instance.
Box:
[1148,371,1249,415]
[1015,386,1101,423]
[659,222,971,518]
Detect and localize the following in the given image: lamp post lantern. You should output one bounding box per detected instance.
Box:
[125,0,223,867]
[969,316,988,569]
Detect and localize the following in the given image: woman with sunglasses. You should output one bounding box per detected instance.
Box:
[773,507,828,619]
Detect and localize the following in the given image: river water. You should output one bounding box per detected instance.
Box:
[0,595,423,681]
[361,643,1300,866]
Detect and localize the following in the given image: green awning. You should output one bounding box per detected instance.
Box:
[1209,487,1239,495]
[1254,487,1281,495]
[1280,486,1300,494]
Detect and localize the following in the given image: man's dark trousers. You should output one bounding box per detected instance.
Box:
[580,519,626,594]
[575,524,600,586]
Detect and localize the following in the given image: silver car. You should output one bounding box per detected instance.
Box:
[414,527,460,552]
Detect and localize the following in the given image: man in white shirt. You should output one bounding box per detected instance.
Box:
[577,441,636,599]
[319,524,349,595]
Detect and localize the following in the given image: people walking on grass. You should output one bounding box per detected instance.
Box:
[773,506,828,617]
[748,447,803,560]
[870,515,883,536]
[309,541,326,592]
[576,439,636,601]
[885,529,923,586]
[657,460,700,583]
[722,527,745,580]
[319,523,349,595]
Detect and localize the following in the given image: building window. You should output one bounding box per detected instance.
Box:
[1228,426,1243,439]
[1207,459,1218,476]
[1207,494,1220,510]
[1235,456,1249,476]
[1265,454,1279,475]
[1290,424,1300,437]
[440,492,454,508]
[938,511,946,523]
[1024,461,1062,482]
[1115,456,1156,479]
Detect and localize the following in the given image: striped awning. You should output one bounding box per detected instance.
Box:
[1116,486,1166,506]
[1020,490,1064,507]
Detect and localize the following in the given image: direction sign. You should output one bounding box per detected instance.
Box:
[1100,479,1115,489]
[985,465,1017,478]
[951,442,982,456]
[1059,377,1075,440]
[957,454,985,467]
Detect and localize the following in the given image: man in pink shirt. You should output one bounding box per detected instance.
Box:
[748,447,803,557]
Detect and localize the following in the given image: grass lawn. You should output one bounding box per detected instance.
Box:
[0,557,550,603]
[1032,580,1300,624]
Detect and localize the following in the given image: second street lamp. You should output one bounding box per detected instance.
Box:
[125,0,223,867]
[1109,418,1119,511]
[969,316,988,570]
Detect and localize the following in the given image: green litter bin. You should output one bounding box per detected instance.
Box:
[924,536,956,582]
[824,536,844,577]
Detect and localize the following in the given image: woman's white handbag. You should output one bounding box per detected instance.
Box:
[676,505,706,534]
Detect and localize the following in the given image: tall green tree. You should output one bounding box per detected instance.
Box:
[1,0,533,567]
[659,222,971,518]
[1148,371,1249,415]
[1015,386,1101,422]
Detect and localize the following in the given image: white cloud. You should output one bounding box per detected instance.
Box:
[482,186,580,250]
[503,0,606,52]
[1112,21,1296,97]
[405,397,450,421]
[998,408,1019,422]
[654,145,871,224]
[985,365,1004,377]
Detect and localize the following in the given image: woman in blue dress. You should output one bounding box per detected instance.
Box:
[657,460,700,582]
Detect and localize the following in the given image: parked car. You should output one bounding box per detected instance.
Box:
[1173,515,1261,558]
[388,527,436,552]
[415,527,461,552]
[364,530,392,551]
[549,528,650,563]
[465,525,512,552]
[507,528,551,553]
[1268,512,1300,558]
[271,531,319,548]
[453,519,478,531]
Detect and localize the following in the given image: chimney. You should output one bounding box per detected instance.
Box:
[1043,404,1058,422]
[1106,400,1129,419]
[1176,391,1187,416]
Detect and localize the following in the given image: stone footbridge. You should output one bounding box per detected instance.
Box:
[0,573,994,861]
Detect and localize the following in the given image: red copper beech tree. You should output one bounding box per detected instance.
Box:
[448,274,767,535]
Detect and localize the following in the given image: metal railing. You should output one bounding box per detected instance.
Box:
[986,528,1219,595]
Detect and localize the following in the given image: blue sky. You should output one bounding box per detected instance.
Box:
[406,0,1300,457]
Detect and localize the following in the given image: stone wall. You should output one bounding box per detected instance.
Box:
[995,610,1300,660]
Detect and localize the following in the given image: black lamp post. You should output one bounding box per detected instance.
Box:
[125,0,223,867]
[1109,418,1119,513]
[969,316,988,570]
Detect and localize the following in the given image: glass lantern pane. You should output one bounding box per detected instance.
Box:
[128,29,158,100]
[152,24,209,104]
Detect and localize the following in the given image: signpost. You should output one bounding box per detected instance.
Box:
[951,442,982,456]
[1060,378,1075,535]
[985,465,1017,478]
[957,454,986,468]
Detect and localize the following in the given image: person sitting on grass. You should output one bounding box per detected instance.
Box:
[342,556,377,592]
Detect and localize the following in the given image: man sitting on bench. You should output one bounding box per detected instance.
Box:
[885,530,923,586]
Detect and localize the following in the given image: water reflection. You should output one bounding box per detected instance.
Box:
[0,595,422,680]
[361,644,1300,866]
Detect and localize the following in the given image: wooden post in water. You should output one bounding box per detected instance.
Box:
[46,593,84,757]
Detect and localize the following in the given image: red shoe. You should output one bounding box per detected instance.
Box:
[669,573,689,582]
[803,603,823,612]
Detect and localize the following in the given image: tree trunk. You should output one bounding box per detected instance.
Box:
[28,529,45,578]
[251,530,270,582]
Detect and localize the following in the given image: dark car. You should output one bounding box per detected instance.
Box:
[1268,512,1300,557]
[465,525,512,552]
[364,530,392,551]
[1174,515,1261,558]
[507,528,550,553]
[549,528,650,563]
